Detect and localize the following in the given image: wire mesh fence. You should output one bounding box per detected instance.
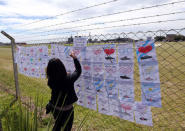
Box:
[1,28,182,130]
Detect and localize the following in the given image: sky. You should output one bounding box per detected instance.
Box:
[0,0,185,43]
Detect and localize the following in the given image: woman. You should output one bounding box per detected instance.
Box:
[46,51,81,131]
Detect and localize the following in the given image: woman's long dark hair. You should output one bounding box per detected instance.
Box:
[46,58,67,90]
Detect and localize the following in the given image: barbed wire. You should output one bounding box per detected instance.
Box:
[15,0,118,27]
[15,10,185,39]
[13,0,185,35]
[17,18,185,42]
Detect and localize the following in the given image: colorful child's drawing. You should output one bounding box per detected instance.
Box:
[98,96,110,115]
[139,61,160,83]
[65,60,75,74]
[136,40,157,63]
[92,45,104,62]
[83,77,96,94]
[73,37,87,47]
[74,77,84,97]
[118,81,135,102]
[72,46,86,59]
[85,92,97,111]
[141,82,162,108]
[103,44,116,63]
[134,102,153,126]
[105,78,118,99]
[92,62,104,77]
[109,99,120,117]
[118,43,134,63]
[82,60,92,76]
[104,63,117,77]
[93,76,105,93]
[119,101,134,122]
[118,63,134,81]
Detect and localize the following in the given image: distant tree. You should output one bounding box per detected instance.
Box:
[154,36,166,41]
[174,35,185,41]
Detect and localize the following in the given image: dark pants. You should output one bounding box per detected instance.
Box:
[52,107,74,131]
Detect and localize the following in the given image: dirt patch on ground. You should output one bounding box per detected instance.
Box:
[0,83,48,120]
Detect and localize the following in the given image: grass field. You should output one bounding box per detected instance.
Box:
[0,42,185,131]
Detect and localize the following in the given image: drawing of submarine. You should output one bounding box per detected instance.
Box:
[140,55,152,60]
[105,56,115,60]
[120,56,131,60]
[140,117,148,121]
[146,98,157,102]
[145,77,153,81]
[120,75,130,79]
[123,95,130,98]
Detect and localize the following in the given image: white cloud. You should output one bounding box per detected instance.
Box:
[0,0,185,43]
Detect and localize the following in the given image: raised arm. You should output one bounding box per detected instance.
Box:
[70,52,82,82]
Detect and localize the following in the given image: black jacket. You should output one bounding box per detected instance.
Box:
[47,58,82,110]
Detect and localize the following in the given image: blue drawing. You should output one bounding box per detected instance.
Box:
[93,77,104,91]
[136,40,156,63]
[64,46,71,57]
[141,82,162,108]
[105,79,118,99]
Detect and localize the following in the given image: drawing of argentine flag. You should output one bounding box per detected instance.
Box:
[64,46,71,57]
[93,77,104,91]
[136,40,157,63]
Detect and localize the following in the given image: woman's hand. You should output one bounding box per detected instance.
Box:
[70,51,77,59]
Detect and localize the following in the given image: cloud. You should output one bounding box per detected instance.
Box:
[0,0,185,43]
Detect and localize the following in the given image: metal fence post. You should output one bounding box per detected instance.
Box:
[1,31,20,99]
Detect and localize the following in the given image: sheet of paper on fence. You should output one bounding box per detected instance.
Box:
[40,67,46,78]
[93,76,106,94]
[103,44,117,64]
[141,82,162,108]
[15,45,21,63]
[135,40,157,63]
[65,60,75,74]
[134,102,153,126]
[118,81,135,102]
[81,60,92,76]
[74,77,84,97]
[74,77,85,106]
[118,62,134,82]
[83,76,96,94]
[85,92,97,111]
[119,101,134,122]
[72,46,86,59]
[118,43,134,63]
[29,66,40,78]
[92,62,104,77]
[63,46,72,59]
[98,96,110,115]
[81,47,91,61]
[139,61,160,83]
[109,98,120,117]
[105,78,118,99]
[91,45,104,62]
[73,37,87,47]
[104,63,117,77]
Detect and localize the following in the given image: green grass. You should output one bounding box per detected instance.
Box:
[0,42,185,130]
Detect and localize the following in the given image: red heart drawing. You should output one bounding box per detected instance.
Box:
[84,65,90,70]
[93,49,102,55]
[31,68,35,72]
[39,49,43,52]
[24,68,27,71]
[138,45,152,53]
[104,48,115,55]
